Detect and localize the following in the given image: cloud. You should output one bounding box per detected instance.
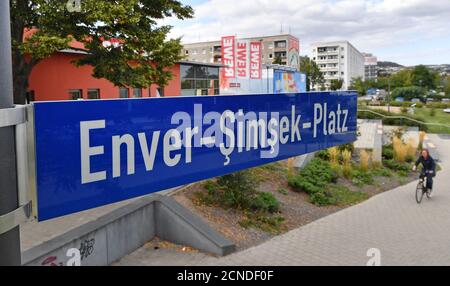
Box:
[167,0,450,65]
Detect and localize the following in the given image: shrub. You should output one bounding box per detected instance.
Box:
[316,150,330,161]
[372,167,393,177]
[393,137,407,162]
[351,169,374,187]
[359,150,370,171]
[310,190,335,206]
[382,145,394,160]
[342,150,352,179]
[419,131,426,151]
[251,192,280,213]
[329,147,340,165]
[338,143,355,154]
[288,158,338,206]
[217,170,257,210]
[406,138,417,158]
[383,160,410,172]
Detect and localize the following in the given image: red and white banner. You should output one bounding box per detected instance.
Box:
[250,42,262,79]
[221,36,236,79]
[236,40,250,79]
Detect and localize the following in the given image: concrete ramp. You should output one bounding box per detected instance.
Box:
[22,194,235,266]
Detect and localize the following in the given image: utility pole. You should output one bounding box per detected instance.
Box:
[387,78,391,113]
[0,0,21,266]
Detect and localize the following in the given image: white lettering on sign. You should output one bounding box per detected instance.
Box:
[80,120,107,184]
[222,36,235,78]
[313,103,349,138]
[79,103,350,184]
[236,41,249,79]
[250,42,262,79]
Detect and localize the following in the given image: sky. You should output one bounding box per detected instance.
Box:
[162,0,450,66]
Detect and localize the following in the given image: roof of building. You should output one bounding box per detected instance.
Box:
[182,34,298,46]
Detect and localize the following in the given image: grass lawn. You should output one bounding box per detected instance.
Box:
[414,108,450,134]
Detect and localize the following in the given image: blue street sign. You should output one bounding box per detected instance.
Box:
[33,92,357,221]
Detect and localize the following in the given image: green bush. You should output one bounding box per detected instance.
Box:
[251,192,280,213]
[310,190,335,206]
[383,160,410,172]
[382,146,394,160]
[338,143,355,154]
[288,158,338,206]
[215,170,257,210]
[397,170,409,177]
[316,150,330,161]
[351,169,374,187]
[372,167,393,177]
[427,102,450,109]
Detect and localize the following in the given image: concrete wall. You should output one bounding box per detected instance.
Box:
[22,195,235,266]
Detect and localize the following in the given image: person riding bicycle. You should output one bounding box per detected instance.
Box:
[412,149,436,193]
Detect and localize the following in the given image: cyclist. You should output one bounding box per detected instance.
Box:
[412,149,436,195]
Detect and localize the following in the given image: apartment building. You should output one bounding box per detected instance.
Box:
[363,53,378,81]
[311,41,365,90]
[182,34,300,69]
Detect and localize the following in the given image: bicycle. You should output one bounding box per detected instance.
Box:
[415,171,434,204]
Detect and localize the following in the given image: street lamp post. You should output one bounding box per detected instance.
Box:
[0,0,21,266]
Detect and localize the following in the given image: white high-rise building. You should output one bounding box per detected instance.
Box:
[311,41,365,90]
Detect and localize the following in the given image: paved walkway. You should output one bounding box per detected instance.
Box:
[117,134,450,266]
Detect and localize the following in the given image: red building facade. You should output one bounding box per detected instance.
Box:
[27,50,222,102]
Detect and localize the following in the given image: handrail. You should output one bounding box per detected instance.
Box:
[358,109,450,129]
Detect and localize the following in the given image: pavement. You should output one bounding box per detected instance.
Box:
[116,134,450,266]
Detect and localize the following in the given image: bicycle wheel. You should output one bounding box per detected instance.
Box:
[416,182,424,204]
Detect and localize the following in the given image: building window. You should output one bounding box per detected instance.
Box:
[133,88,142,98]
[269,54,273,59]
[274,40,287,48]
[87,89,100,99]
[180,63,220,96]
[119,87,129,98]
[185,50,189,55]
[69,89,83,100]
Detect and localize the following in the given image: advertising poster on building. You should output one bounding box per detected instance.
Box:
[236,40,250,79]
[221,36,236,79]
[288,37,300,68]
[274,71,307,93]
[250,42,262,79]
[220,36,263,92]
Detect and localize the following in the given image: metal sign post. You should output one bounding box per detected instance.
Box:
[0,0,21,266]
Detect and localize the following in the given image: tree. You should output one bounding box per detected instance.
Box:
[349,77,367,96]
[10,0,193,104]
[391,86,424,101]
[299,56,324,91]
[389,69,412,89]
[410,65,438,90]
[330,79,344,91]
[445,76,450,97]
